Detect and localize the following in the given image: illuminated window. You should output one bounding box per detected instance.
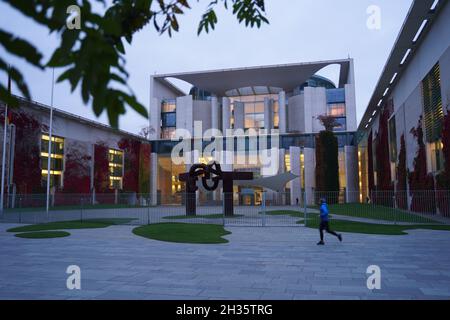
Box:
[41,134,64,188]
[327,103,346,117]
[429,140,444,173]
[161,99,176,139]
[108,149,123,189]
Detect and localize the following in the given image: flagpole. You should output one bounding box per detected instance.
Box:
[0,66,11,215]
[45,68,55,216]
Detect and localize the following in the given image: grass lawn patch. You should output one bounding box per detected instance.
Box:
[5,204,150,213]
[164,214,242,220]
[14,231,71,239]
[132,223,231,244]
[264,210,309,218]
[299,218,450,235]
[7,218,134,233]
[308,203,439,224]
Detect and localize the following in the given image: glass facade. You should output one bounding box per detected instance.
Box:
[422,63,444,173]
[229,93,279,131]
[161,99,176,139]
[108,149,123,189]
[41,134,64,188]
[326,88,346,104]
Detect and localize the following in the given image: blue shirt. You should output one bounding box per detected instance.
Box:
[320,203,329,222]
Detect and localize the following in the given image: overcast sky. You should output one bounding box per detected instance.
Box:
[0,0,413,135]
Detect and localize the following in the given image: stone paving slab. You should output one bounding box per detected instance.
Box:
[1,223,450,300]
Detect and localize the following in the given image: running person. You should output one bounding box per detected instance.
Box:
[317,198,342,245]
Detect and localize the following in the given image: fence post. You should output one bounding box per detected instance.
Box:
[262,191,266,227]
[80,196,83,223]
[222,194,225,227]
[147,195,150,225]
[303,190,307,227]
[393,195,396,225]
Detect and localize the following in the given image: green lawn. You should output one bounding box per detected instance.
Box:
[132,223,231,244]
[308,203,439,224]
[264,210,308,218]
[164,214,243,220]
[5,204,149,213]
[7,218,135,233]
[14,231,71,239]
[298,218,450,235]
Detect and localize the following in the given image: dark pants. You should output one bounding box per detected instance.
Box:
[319,221,339,241]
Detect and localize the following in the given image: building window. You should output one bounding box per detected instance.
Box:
[429,140,444,172]
[328,103,346,117]
[161,112,176,128]
[273,100,279,129]
[41,134,64,188]
[326,88,346,104]
[161,99,176,113]
[161,99,176,139]
[229,94,279,131]
[388,115,397,181]
[333,117,347,132]
[108,149,123,189]
[422,63,443,143]
[388,116,397,162]
[338,148,346,190]
[244,101,265,130]
[422,63,444,173]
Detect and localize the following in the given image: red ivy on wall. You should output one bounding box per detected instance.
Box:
[1,108,43,194]
[94,142,110,193]
[408,117,436,213]
[375,106,393,191]
[367,130,375,194]
[62,141,91,194]
[436,113,450,216]
[138,143,151,194]
[118,138,141,193]
[396,134,407,209]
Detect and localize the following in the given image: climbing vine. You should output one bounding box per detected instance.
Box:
[408,117,436,213]
[396,134,407,209]
[94,142,110,193]
[118,138,141,193]
[1,107,43,194]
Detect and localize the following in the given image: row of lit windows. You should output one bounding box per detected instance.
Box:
[39,133,125,190]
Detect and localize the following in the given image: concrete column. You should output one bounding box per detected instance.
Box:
[150,152,158,206]
[345,84,358,132]
[191,149,200,205]
[264,97,273,130]
[345,146,359,203]
[176,95,194,135]
[149,98,161,140]
[278,148,286,204]
[278,91,287,133]
[303,147,315,205]
[211,96,219,131]
[289,147,301,206]
[234,101,245,130]
[222,97,231,132]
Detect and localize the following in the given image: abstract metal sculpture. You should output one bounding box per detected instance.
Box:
[179,162,253,216]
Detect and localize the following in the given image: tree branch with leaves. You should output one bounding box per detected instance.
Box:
[0,0,268,128]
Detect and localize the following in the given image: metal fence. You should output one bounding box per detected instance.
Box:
[0,190,449,227]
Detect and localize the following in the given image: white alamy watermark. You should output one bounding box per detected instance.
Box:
[66,265,81,290]
[366,265,381,290]
[66,5,81,30]
[171,121,281,175]
[366,5,381,30]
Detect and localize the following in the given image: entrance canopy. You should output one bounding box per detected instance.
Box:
[235,172,299,192]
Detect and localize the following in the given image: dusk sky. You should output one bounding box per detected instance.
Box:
[0,0,413,135]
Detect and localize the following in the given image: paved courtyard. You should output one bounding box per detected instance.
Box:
[1,223,450,300]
